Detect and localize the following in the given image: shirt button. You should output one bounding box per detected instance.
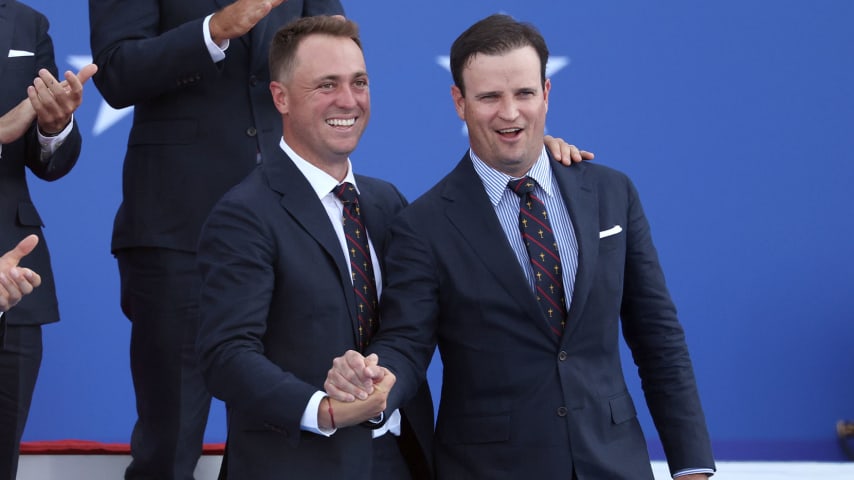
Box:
[558,350,568,361]
[249,75,258,87]
[557,406,568,417]
[246,127,257,137]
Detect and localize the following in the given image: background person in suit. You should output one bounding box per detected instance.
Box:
[1,1,96,477]
[196,16,433,479]
[88,1,343,478]
[326,14,716,479]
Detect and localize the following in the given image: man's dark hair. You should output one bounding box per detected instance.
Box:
[450,14,549,96]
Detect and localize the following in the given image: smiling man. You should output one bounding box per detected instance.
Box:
[195,17,434,480]
[325,13,716,479]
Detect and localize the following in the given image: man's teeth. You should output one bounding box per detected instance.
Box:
[498,128,521,134]
[327,118,356,127]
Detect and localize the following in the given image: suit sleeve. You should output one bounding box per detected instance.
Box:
[618,177,715,474]
[88,0,219,108]
[196,195,317,445]
[369,211,438,412]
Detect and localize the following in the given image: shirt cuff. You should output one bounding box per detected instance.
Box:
[37,115,73,158]
[370,409,401,438]
[300,391,336,437]
[673,467,714,478]
[203,14,228,63]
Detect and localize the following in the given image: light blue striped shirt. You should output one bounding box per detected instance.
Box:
[469,148,578,312]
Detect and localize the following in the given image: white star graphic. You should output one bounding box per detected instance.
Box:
[67,54,133,136]
[435,55,570,135]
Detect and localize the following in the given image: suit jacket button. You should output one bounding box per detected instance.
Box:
[558,350,568,361]
[557,406,568,417]
[246,127,257,137]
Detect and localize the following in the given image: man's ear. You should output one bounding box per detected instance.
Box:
[269,81,288,115]
[450,85,465,121]
[543,78,551,113]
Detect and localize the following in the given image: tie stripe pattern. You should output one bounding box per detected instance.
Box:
[508,177,567,337]
[333,183,379,351]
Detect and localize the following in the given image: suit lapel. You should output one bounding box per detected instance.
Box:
[264,148,362,346]
[551,160,599,344]
[442,155,549,334]
[0,1,14,83]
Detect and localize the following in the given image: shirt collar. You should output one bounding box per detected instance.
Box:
[279,138,358,200]
[469,147,554,206]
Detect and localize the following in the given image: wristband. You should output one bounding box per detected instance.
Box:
[326,397,336,429]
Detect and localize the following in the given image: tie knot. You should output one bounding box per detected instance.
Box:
[334,182,359,205]
[508,176,538,196]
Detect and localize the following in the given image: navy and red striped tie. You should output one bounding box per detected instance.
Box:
[508,177,566,337]
[334,183,379,350]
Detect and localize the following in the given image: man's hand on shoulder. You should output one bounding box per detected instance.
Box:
[544,134,594,166]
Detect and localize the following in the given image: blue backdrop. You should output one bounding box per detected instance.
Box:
[19,0,854,461]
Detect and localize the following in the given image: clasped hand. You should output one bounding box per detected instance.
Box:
[319,351,395,429]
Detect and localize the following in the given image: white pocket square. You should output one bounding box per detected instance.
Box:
[599,225,623,239]
[8,49,34,57]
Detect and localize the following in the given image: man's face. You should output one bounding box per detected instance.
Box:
[452,46,550,177]
[272,34,370,168]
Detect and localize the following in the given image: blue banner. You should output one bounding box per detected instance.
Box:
[20,0,854,460]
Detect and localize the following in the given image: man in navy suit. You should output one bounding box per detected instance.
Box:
[88,0,343,477]
[326,14,716,479]
[1,1,96,477]
[196,16,434,479]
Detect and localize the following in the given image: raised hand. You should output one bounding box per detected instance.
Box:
[209,0,287,44]
[28,63,98,135]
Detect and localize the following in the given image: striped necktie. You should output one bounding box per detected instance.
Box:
[333,183,379,350]
[508,176,567,337]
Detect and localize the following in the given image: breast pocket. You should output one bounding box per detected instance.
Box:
[4,55,36,77]
[598,224,624,252]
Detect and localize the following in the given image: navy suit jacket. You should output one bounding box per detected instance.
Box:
[371,153,715,478]
[0,0,82,325]
[88,0,343,253]
[197,148,433,479]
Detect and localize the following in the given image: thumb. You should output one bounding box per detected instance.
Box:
[4,235,39,265]
[365,353,379,367]
[76,64,99,85]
